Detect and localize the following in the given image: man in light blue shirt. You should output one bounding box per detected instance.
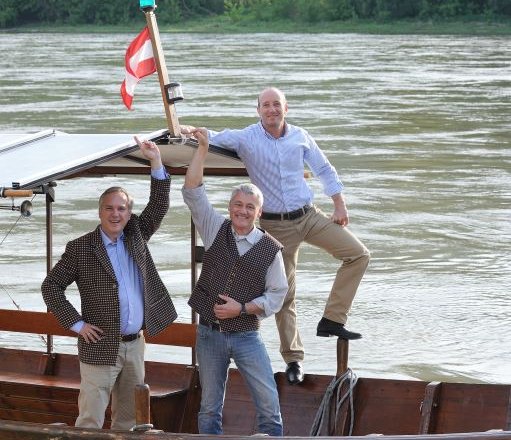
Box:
[182,87,370,385]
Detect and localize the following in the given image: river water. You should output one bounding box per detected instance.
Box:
[0,32,510,384]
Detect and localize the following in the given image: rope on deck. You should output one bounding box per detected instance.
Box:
[309,367,358,436]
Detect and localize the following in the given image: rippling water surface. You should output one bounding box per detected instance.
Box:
[0,32,510,383]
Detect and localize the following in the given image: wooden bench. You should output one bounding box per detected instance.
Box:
[0,309,198,431]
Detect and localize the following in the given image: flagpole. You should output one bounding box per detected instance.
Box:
[143,8,181,138]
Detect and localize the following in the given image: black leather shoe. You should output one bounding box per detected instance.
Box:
[316,317,362,340]
[285,362,304,385]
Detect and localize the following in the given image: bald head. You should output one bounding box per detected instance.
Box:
[257,87,288,137]
[257,87,287,108]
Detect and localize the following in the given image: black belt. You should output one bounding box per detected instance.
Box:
[261,204,311,221]
[121,331,142,342]
[199,317,221,331]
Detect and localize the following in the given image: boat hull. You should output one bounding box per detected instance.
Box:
[1,346,510,437]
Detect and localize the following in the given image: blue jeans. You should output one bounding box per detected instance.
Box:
[196,324,283,436]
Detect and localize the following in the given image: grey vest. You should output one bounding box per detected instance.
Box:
[188,220,282,332]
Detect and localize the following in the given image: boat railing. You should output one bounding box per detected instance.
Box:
[0,308,196,351]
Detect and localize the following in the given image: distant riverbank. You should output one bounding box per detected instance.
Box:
[6,16,511,35]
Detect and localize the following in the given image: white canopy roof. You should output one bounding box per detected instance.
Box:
[0,129,244,190]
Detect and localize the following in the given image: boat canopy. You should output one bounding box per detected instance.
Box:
[0,129,244,191]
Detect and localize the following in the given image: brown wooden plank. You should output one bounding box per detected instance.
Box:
[144,322,197,347]
[433,383,511,433]
[151,390,188,432]
[0,310,75,337]
[0,309,197,347]
[0,409,77,426]
[0,348,193,389]
[0,371,80,388]
[277,372,336,436]
[0,350,56,376]
[0,394,79,417]
[419,381,442,434]
[0,380,79,403]
[0,372,186,403]
[179,367,201,434]
[71,165,248,178]
[507,388,511,430]
[222,368,258,436]
[50,352,81,379]
[351,378,426,435]
[145,361,195,393]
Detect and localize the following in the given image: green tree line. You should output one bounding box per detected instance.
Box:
[1,0,510,29]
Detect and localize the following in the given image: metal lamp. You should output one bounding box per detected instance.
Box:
[164,82,184,104]
[0,199,32,217]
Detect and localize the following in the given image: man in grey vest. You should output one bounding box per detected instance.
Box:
[182,128,287,436]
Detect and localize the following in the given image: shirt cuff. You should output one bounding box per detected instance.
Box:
[251,297,268,320]
[181,183,206,199]
[325,182,344,197]
[151,166,167,180]
[71,320,84,334]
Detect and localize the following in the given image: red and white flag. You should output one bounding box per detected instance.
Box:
[120,27,156,110]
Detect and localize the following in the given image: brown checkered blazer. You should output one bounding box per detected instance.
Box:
[41,176,177,365]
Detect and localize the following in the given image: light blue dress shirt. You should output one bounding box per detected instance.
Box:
[209,121,343,213]
[71,166,167,335]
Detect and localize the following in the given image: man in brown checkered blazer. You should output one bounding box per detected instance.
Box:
[42,137,177,430]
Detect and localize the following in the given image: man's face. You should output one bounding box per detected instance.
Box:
[99,191,131,241]
[228,191,262,236]
[257,89,288,131]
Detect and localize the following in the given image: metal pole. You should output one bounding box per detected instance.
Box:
[190,217,197,366]
[143,10,181,137]
[45,190,54,355]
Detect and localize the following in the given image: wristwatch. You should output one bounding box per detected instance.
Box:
[240,303,247,316]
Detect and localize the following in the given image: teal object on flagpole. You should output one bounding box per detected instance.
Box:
[139,0,156,10]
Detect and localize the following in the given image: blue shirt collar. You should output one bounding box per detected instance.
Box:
[258,120,287,140]
[100,227,124,246]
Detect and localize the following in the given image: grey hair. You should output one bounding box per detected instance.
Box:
[230,183,264,207]
[99,186,134,211]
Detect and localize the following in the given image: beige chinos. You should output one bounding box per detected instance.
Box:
[75,335,145,430]
[260,205,370,364]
